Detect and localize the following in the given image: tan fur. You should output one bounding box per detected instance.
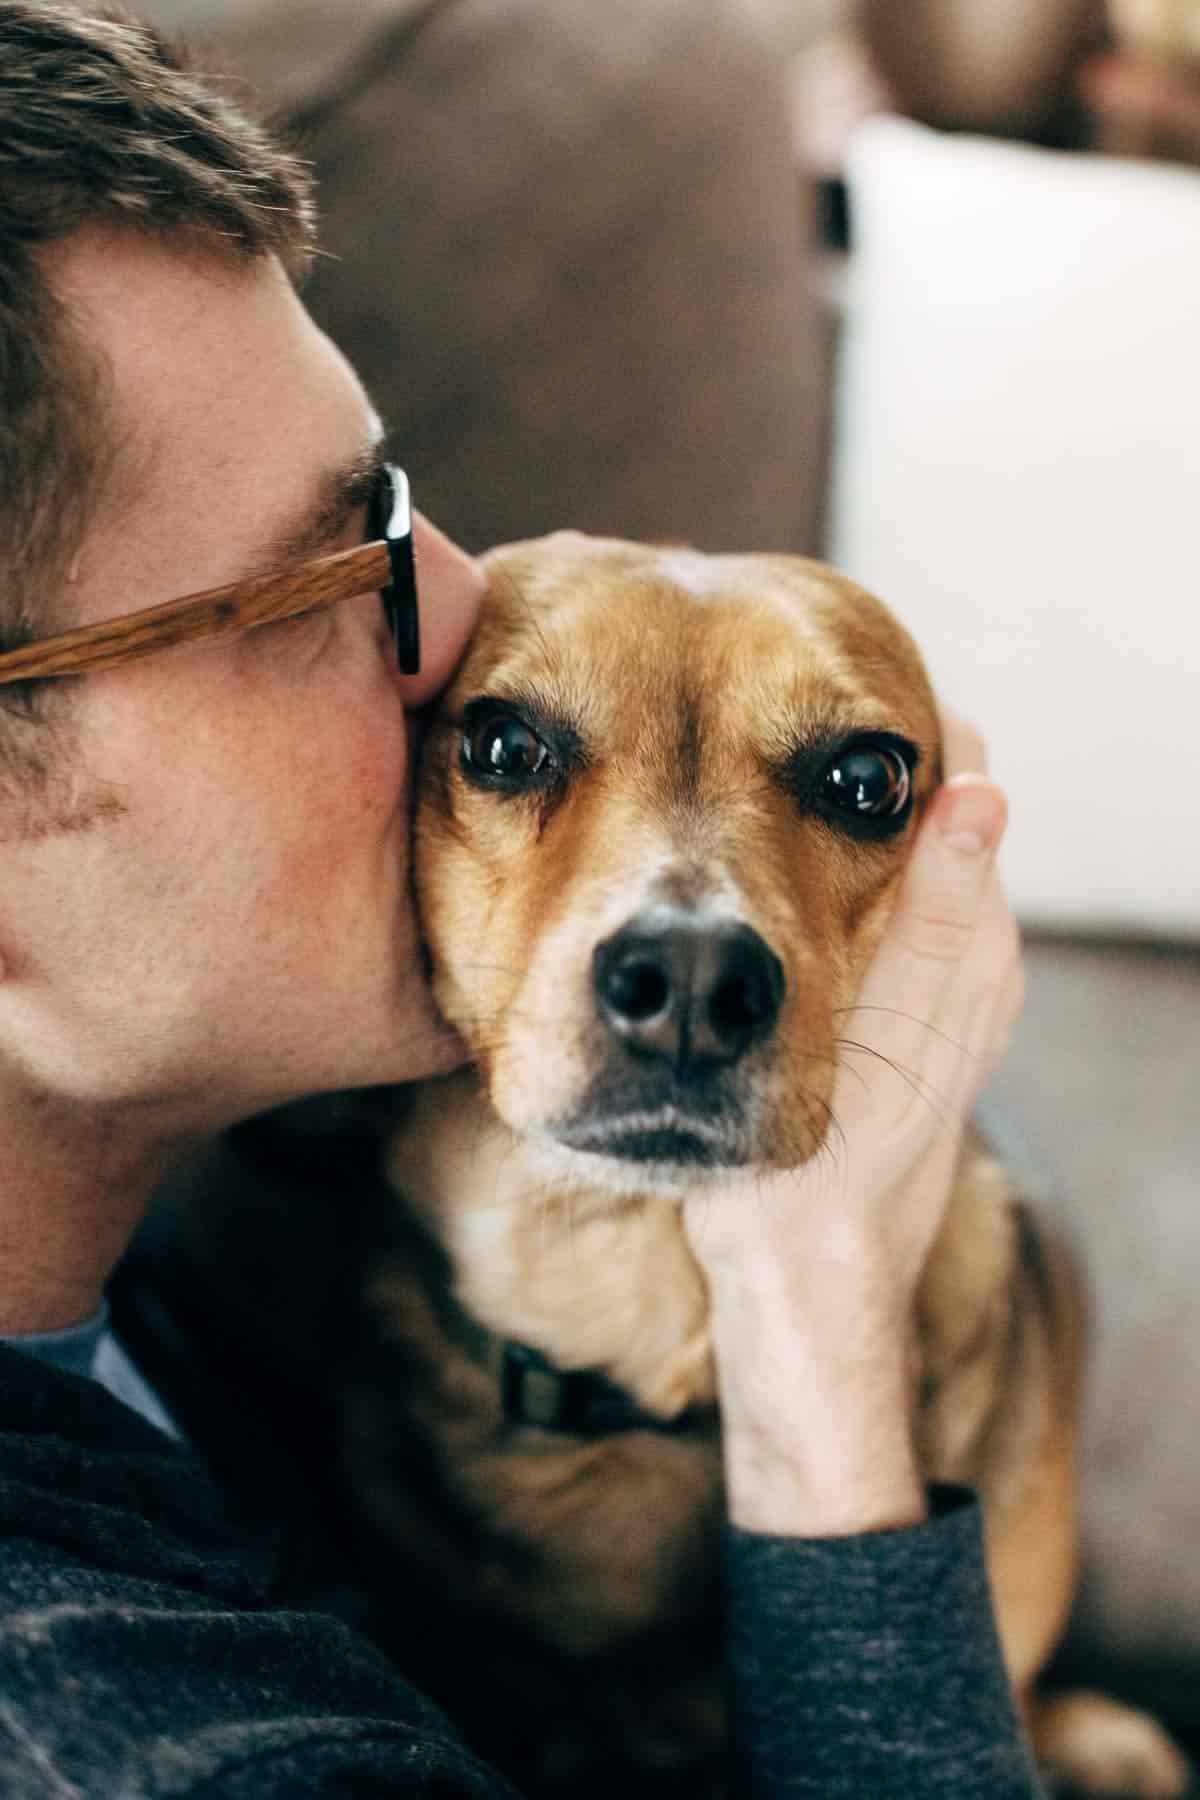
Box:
[181,534,1188,1797]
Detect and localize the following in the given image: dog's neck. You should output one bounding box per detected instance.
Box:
[387,1069,717,1420]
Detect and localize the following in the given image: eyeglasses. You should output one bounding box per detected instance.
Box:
[0,461,420,686]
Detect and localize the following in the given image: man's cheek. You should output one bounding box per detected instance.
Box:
[263,729,408,910]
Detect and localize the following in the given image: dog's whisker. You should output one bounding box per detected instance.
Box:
[831,1004,977,1062]
[798,1084,846,1171]
[832,1038,956,1133]
[787,1043,869,1098]
[834,1035,958,1112]
[834,1058,871,1097]
[815,1109,848,1178]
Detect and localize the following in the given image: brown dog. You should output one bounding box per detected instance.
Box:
[169,534,1188,1798]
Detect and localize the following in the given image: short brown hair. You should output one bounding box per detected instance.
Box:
[0,1,315,787]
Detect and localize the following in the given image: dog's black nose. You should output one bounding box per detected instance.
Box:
[593,908,784,1072]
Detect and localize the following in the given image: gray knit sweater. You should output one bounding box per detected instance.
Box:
[0,1346,1043,1797]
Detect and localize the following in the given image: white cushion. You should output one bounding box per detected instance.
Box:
[830,116,1200,939]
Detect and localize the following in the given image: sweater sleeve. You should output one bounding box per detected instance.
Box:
[724,1485,1047,1799]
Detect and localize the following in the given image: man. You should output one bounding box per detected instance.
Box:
[0,5,1035,1795]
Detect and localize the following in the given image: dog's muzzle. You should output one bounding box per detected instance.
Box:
[547,906,785,1169]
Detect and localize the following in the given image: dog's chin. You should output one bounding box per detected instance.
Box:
[525,1108,754,1203]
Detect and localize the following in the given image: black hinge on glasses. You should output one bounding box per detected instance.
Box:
[374,463,420,675]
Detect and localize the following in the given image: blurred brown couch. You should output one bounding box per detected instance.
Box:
[172,0,828,557]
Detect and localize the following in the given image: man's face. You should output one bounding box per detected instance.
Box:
[0,228,483,1126]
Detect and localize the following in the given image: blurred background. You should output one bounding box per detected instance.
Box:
[138,0,1200,1763]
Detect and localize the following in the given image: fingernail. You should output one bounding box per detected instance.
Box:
[940,782,1004,855]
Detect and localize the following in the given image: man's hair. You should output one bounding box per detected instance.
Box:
[0,1,315,795]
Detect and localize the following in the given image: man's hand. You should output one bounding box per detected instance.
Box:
[683,713,1021,1537]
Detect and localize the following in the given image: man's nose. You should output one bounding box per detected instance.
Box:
[593,907,785,1074]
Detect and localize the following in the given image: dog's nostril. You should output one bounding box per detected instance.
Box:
[711,971,762,1036]
[608,958,670,1023]
[708,933,785,1042]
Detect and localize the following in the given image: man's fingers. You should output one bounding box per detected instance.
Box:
[888,777,1007,967]
[836,777,1009,1124]
[936,868,1024,1107]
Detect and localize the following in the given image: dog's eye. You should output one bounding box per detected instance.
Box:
[462,712,551,782]
[821,745,912,820]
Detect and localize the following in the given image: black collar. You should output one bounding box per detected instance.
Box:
[498,1339,701,1436]
[456,1314,704,1437]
